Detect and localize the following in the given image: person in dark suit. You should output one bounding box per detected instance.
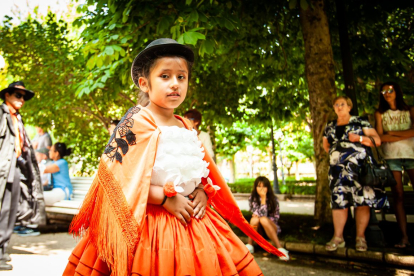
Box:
[0,81,46,270]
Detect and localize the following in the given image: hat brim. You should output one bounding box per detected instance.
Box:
[0,87,35,101]
[36,148,50,155]
[131,43,194,87]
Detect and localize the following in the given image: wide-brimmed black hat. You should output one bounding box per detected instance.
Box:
[0,81,35,101]
[131,38,194,87]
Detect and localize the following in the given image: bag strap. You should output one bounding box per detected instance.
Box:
[365,135,386,164]
[350,117,386,164]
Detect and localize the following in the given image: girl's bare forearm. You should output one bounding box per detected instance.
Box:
[147,185,165,205]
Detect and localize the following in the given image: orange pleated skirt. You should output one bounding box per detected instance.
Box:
[63,205,263,276]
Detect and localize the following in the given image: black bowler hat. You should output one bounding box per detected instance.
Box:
[0,81,35,101]
[130,38,194,87]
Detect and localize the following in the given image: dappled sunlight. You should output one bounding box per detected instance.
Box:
[0,253,70,275]
[8,233,77,255]
[394,269,414,276]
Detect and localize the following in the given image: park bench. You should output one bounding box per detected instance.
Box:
[45,177,93,223]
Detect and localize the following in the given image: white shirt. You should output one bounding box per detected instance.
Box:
[381,109,414,159]
[199,131,214,158]
[38,160,51,185]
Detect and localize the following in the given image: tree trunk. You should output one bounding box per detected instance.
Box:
[228,155,236,183]
[270,125,280,194]
[300,0,336,224]
[295,161,300,180]
[335,0,358,115]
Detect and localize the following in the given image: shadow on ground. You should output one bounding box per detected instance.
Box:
[232,213,414,255]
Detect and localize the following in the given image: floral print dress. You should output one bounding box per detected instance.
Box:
[249,197,281,234]
[323,116,388,209]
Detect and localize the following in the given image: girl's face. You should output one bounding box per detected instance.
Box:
[139,57,189,111]
[49,145,61,160]
[256,182,268,196]
[381,85,396,104]
[333,98,351,117]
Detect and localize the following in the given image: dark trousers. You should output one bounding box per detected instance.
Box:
[0,167,20,259]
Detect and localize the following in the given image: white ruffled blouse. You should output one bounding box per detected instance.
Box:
[150,126,210,196]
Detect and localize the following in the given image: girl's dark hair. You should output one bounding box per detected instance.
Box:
[377,81,410,114]
[250,176,278,216]
[184,109,202,123]
[54,142,72,158]
[133,54,194,106]
[110,119,120,126]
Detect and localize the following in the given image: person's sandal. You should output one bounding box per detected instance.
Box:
[394,240,411,248]
[356,237,368,252]
[325,237,345,251]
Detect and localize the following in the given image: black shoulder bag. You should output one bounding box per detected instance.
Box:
[359,136,397,189]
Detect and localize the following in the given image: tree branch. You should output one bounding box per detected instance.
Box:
[118,91,136,106]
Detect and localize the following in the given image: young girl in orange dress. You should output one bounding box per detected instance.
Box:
[62,38,286,276]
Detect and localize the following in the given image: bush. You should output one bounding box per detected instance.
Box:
[284,176,316,181]
[227,179,316,195]
[282,181,316,195]
[233,178,256,184]
[228,183,254,193]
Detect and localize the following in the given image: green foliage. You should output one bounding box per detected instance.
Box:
[71,0,310,129]
[0,13,133,173]
[277,121,314,163]
[227,183,254,194]
[228,178,316,195]
[1,0,413,177]
[327,1,414,113]
[282,181,316,195]
[214,121,271,158]
[0,1,310,173]
[285,175,315,181]
[232,177,256,184]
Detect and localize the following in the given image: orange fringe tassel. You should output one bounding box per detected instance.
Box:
[69,160,139,276]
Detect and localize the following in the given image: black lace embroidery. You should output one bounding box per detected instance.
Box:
[104,106,141,163]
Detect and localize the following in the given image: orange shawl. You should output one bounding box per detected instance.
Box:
[70,106,285,276]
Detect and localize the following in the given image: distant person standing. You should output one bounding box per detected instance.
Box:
[184,109,215,159]
[375,82,414,248]
[0,81,46,270]
[35,148,52,191]
[323,96,385,252]
[32,127,52,150]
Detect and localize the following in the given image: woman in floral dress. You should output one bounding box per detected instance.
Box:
[323,96,387,252]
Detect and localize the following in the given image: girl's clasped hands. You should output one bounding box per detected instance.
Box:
[163,185,208,226]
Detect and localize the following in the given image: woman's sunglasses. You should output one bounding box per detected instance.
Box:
[13,92,25,99]
[381,89,394,95]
